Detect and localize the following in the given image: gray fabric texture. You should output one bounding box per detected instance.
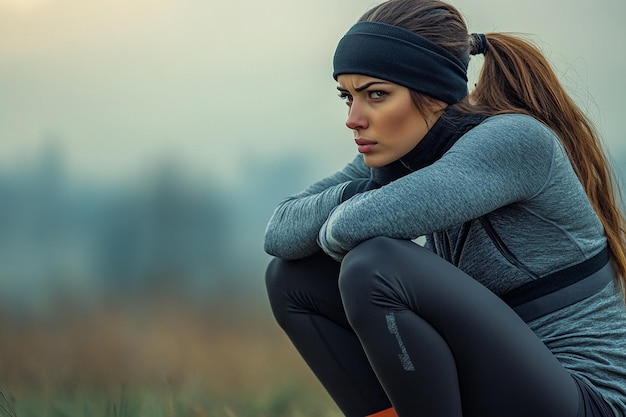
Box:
[263,113,626,415]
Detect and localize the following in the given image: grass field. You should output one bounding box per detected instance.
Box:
[0,297,342,417]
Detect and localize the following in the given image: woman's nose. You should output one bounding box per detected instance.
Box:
[345,103,368,130]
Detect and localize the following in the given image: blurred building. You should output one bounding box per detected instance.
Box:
[0,141,315,313]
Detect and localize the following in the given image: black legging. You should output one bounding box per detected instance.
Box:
[266,237,609,417]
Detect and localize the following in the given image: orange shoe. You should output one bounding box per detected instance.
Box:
[367,407,398,417]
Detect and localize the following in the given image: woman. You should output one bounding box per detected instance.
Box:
[263,0,626,416]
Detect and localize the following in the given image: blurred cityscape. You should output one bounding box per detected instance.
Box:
[0,140,317,315]
[1,139,625,316]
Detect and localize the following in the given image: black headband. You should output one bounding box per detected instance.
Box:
[333,22,468,105]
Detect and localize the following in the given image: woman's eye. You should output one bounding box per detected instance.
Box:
[369,91,387,99]
[338,92,353,104]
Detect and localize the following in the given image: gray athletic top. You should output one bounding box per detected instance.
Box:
[264,114,626,415]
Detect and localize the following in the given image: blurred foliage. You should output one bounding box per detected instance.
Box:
[0,300,341,417]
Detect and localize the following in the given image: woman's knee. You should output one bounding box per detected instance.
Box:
[339,237,411,294]
[341,236,399,277]
[266,252,336,299]
[265,257,295,326]
[339,238,452,323]
[265,252,343,327]
[265,257,287,300]
[339,237,409,327]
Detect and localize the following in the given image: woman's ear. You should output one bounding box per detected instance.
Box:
[422,98,448,128]
[428,99,448,115]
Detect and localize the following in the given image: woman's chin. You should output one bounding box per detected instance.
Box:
[362,155,391,168]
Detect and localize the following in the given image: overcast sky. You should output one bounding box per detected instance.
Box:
[1,0,624,185]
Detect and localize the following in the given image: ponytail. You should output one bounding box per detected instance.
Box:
[459,33,626,295]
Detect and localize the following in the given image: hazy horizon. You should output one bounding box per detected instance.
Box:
[1,0,624,186]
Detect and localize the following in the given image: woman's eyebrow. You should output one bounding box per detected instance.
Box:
[336,81,391,93]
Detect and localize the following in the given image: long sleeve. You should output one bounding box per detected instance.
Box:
[318,114,558,260]
[264,154,370,259]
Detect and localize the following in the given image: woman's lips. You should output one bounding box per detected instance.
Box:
[355,138,377,154]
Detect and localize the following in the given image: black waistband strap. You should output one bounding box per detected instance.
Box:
[500,247,612,322]
[512,260,613,322]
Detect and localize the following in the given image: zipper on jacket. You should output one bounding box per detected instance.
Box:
[479,216,539,280]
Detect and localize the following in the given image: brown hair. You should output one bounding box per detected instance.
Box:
[360,0,626,295]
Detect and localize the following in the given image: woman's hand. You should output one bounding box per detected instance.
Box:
[318,205,348,261]
[341,159,411,202]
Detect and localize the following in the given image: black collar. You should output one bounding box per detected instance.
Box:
[400,107,487,171]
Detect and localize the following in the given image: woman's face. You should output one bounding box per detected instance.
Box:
[337,74,446,167]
